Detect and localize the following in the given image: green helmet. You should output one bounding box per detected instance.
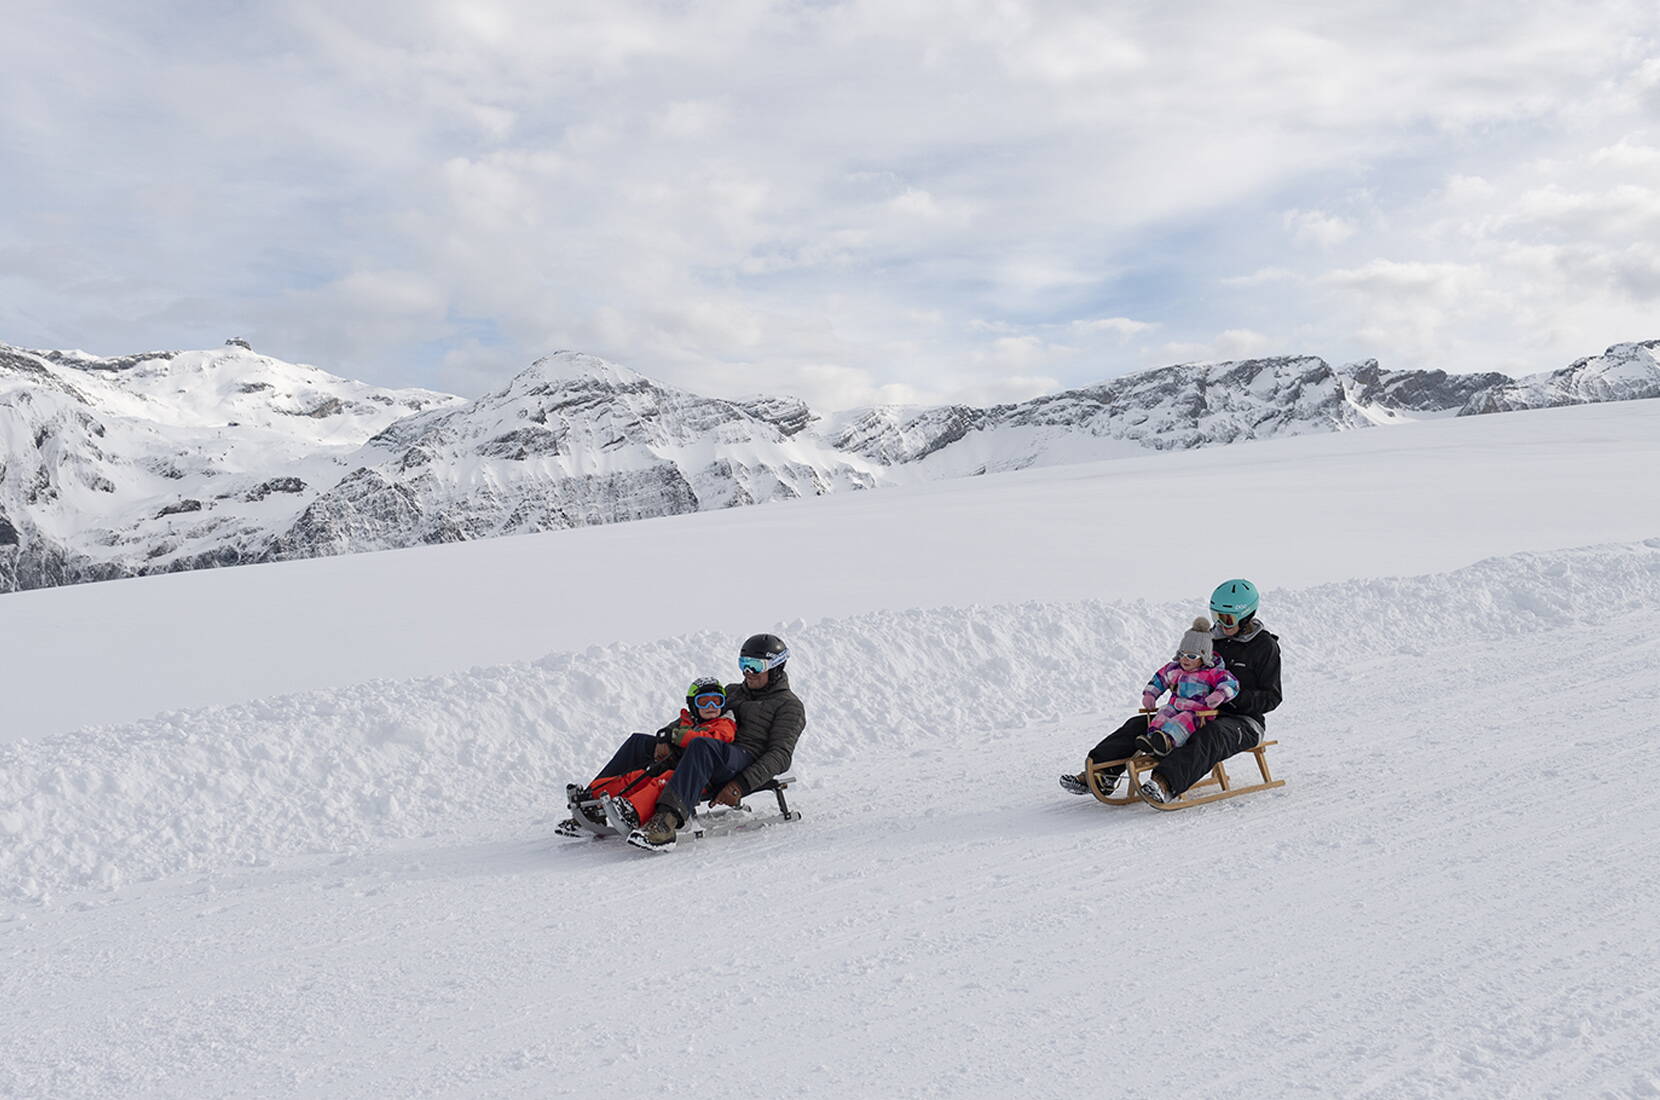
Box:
[686,676,726,714]
[1209,578,1260,627]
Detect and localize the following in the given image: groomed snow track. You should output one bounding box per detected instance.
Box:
[2,541,1659,1096]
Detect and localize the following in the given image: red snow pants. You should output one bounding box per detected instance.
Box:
[588,767,670,825]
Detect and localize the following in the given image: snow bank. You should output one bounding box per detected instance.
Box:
[4,539,1658,902]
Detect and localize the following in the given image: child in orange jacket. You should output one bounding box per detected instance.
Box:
[558,677,736,836]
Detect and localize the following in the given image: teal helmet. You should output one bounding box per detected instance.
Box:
[1209,578,1260,627]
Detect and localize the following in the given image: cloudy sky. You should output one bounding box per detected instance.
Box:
[3,1,1658,408]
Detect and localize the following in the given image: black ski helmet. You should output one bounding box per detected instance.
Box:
[739,633,789,675]
[686,676,726,714]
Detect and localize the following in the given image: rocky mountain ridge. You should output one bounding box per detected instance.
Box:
[3,337,1657,593]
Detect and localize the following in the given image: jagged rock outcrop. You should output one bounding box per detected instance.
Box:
[307,352,878,553]
[1337,359,1509,414]
[1460,340,1660,414]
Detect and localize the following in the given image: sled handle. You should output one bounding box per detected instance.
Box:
[1140,708,1218,717]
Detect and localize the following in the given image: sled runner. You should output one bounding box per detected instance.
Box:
[1086,742,1285,811]
[564,783,615,837]
[683,774,803,840]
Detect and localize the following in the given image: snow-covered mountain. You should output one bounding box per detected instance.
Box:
[825,352,1567,477]
[1459,339,1660,413]
[0,341,459,591]
[267,353,879,561]
[4,337,1658,592]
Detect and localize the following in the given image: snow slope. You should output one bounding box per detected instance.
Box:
[4,537,1659,903]
[1,398,1658,1097]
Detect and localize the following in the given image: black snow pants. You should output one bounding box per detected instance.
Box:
[1088,713,1264,797]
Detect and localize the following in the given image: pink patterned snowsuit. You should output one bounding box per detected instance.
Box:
[1141,657,1240,749]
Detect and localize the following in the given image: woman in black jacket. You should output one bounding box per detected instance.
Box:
[1062,578,1282,804]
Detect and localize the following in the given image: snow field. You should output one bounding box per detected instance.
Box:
[5,369,1659,1096]
[3,538,1657,908]
[2,556,1658,1097]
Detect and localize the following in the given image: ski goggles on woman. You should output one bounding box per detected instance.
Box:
[1212,610,1241,627]
[738,650,788,675]
[692,693,726,710]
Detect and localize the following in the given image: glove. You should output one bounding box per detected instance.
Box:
[1140,694,1159,711]
[1202,691,1228,709]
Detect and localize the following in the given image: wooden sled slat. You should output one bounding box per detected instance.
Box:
[1084,741,1284,811]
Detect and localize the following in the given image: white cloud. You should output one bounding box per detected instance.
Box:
[1068,317,1154,338]
[1284,208,1358,249]
[652,99,730,139]
[1222,267,1297,287]
[976,335,1053,371]
[1500,183,1660,239]
[1156,329,1273,364]
[886,188,973,224]
[3,0,1659,401]
[1439,175,1499,204]
[1590,137,1660,168]
[958,374,1064,405]
[1216,329,1271,357]
[1319,259,1478,304]
[785,362,923,411]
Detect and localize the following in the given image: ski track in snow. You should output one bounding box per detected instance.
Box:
[2,541,1660,1096]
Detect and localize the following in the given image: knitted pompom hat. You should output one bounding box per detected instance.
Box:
[1178,616,1214,659]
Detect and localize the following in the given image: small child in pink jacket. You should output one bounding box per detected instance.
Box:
[1137,616,1240,756]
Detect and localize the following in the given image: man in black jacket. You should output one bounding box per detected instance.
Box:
[628,632,806,851]
[1064,579,1282,803]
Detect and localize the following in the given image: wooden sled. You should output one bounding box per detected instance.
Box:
[1086,741,1285,811]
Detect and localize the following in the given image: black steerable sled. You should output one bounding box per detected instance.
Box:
[563,775,803,842]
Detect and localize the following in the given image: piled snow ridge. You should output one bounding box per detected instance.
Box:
[3,538,1658,903]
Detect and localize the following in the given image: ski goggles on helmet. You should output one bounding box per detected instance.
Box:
[738,649,788,674]
[692,692,726,710]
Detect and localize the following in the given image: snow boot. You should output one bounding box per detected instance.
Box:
[1139,773,1177,805]
[1136,729,1174,757]
[627,810,680,853]
[553,818,587,838]
[1058,772,1090,796]
[599,792,641,837]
